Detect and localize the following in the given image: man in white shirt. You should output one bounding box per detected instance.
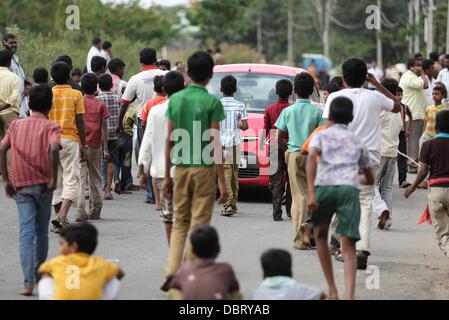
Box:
[100,41,112,64]
[437,54,449,90]
[324,58,401,270]
[423,59,436,107]
[86,37,102,73]
[138,71,185,245]
[372,79,404,231]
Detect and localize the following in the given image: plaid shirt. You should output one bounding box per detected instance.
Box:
[1,112,61,188]
[97,91,120,140]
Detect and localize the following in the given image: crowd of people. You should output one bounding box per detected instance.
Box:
[0,33,449,300]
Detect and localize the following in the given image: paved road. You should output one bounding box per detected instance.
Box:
[0,174,448,300]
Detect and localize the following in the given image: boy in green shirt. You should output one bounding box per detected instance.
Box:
[161,52,228,290]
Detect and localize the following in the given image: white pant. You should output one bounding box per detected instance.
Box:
[372,157,396,225]
[38,277,121,300]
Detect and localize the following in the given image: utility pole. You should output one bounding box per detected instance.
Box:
[408,0,414,55]
[426,0,434,56]
[377,0,383,70]
[323,0,331,58]
[414,0,420,54]
[257,15,263,56]
[287,0,294,66]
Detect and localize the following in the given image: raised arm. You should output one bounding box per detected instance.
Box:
[367,73,401,113]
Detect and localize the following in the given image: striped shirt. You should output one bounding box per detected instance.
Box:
[1,112,61,188]
[97,91,120,141]
[49,85,85,142]
[424,104,446,138]
[220,97,248,147]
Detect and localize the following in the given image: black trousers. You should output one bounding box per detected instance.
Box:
[269,147,292,220]
[397,131,408,185]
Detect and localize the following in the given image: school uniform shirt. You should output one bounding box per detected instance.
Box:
[0,112,61,188]
[264,99,291,141]
[437,68,449,96]
[251,276,322,300]
[49,85,85,142]
[399,70,427,120]
[419,135,449,183]
[39,253,120,300]
[275,99,323,153]
[0,66,21,115]
[309,124,371,189]
[324,88,394,166]
[97,91,120,141]
[169,259,240,300]
[83,95,110,148]
[219,97,248,148]
[424,104,447,138]
[380,111,403,158]
[121,66,167,117]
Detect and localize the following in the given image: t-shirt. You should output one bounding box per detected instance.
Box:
[220,97,248,148]
[251,276,322,300]
[123,105,138,136]
[324,88,395,166]
[121,66,167,116]
[380,111,403,158]
[39,253,119,300]
[140,96,167,122]
[83,95,110,148]
[169,259,240,300]
[275,99,323,153]
[424,104,446,137]
[419,136,449,182]
[309,124,371,189]
[49,85,85,142]
[166,85,225,167]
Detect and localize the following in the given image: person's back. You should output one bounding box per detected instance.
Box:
[0,50,21,117]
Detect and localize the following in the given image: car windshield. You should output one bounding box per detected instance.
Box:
[208,72,319,113]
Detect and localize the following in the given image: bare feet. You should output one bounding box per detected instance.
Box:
[300,223,312,247]
[377,210,390,230]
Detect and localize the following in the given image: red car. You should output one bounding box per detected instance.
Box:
[208,64,321,187]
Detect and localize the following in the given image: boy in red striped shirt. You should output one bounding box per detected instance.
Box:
[0,84,61,296]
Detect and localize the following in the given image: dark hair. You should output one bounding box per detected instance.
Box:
[329,96,354,125]
[51,62,71,85]
[323,82,341,94]
[108,58,126,74]
[54,55,73,70]
[433,85,448,98]
[261,249,292,278]
[381,78,399,95]
[407,58,421,70]
[445,54,449,60]
[91,56,107,73]
[190,225,220,259]
[102,41,112,50]
[0,49,13,67]
[60,223,98,255]
[158,59,171,70]
[163,71,185,96]
[330,76,344,88]
[29,84,53,113]
[81,73,98,95]
[187,51,214,82]
[430,52,440,62]
[422,59,435,71]
[2,33,16,42]
[436,110,449,133]
[396,86,403,93]
[276,79,293,99]
[70,68,82,77]
[98,73,113,92]
[153,75,164,95]
[342,58,368,88]
[221,75,237,96]
[140,47,157,66]
[33,67,49,84]
[24,79,32,87]
[92,37,101,46]
[294,72,315,98]
[414,52,424,59]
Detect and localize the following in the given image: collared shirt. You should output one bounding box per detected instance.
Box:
[166,85,225,167]
[19,95,29,119]
[0,66,21,115]
[1,112,61,188]
[49,79,82,93]
[10,54,25,80]
[251,276,322,300]
[275,99,323,152]
[121,65,167,116]
[264,99,291,141]
[83,95,110,148]
[100,50,111,63]
[399,70,427,120]
[86,46,101,73]
[140,96,167,122]
[424,104,447,137]
[219,97,248,148]
[437,68,449,95]
[424,76,436,107]
[380,111,403,157]
[324,88,395,165]
[139,100,175,178]
[97,91,120,141]
[169,259,240,300]
[48,84,85,142]
[309,124,371,189]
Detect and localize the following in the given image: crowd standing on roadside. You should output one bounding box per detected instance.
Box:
[1,33,449,300]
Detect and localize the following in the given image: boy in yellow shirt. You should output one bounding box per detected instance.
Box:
[421,85,447,144]
[37,223,124,300]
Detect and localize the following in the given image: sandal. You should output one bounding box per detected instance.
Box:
[221,207,235,217]
[335,250,344,262]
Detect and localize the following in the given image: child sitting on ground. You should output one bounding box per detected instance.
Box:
[167,225,241,300]
[37,223,125,300]
[405,110,449,258]
[251,249,324,300]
